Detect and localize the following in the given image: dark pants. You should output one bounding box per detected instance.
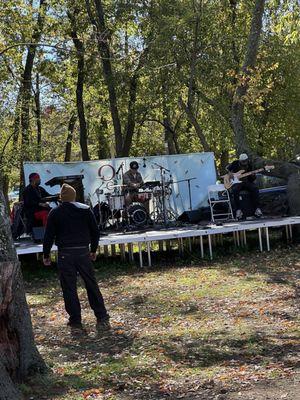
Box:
[57,247,109,323]
[232,182,259,211]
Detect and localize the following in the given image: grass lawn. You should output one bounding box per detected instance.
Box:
[21,243,300,400]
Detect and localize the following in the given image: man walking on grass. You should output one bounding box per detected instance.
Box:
[43,183,110,330]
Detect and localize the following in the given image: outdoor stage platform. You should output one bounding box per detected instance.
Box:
[15,216,300,267]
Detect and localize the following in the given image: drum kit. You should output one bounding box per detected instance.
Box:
[94,161,196,231]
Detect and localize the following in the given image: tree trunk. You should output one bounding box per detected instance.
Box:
[69,11,90,161]
[220,150,229,174]
[98,117,109,160]
[19,0,47,193]
[34,73,42,161]
[179,97,210,152]
[121,47,149,157]
[85,0,123,156]
[64,113,77,162]
[178,8,210,153]
[121,73,138,157]
[231,0,266,155]
[0,185,45,400]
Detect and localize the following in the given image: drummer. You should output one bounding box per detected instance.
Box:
[123,161,144,206]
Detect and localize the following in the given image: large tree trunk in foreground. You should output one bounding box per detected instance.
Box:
[0,186,45,399]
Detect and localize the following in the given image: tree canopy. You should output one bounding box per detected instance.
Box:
[0,0,299,189]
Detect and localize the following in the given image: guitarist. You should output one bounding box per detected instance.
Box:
[226,154,263,220]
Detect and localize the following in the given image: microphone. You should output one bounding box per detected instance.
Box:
[143,158,146,168]
[116,162,124,174]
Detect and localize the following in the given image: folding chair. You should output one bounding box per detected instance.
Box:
[207,184,234,223]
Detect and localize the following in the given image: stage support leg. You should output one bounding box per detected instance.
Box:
[138,242,143,268]
[243,231,247,246]
[289,225,293,241]
[265,227,270,251]
[233,231,237,246]
[128,243,134,263]
[120,244,126,261]
[111,244,116,257]
[212,235,217,246]
[220,234,224,246]
[188,237,192,252]
[166,240,171,252]
[258,228,263,252]
[208,235,213,260]
[285,225,290,242]
[236,231,240,247]
[179,238,184,255]
[147,242,152,267]
[200,236,204,258]
[104,245,109,257]
[159,241,164,253]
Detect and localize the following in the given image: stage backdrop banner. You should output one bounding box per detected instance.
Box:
[24,152,217,216]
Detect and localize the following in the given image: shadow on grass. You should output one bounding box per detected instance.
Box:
[159,331,300,369]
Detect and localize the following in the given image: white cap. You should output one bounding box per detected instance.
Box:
[239,153,249,161]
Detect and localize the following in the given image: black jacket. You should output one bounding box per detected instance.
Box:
[43,202,99,257]
[227,160,256,183]
[23,184,51,218]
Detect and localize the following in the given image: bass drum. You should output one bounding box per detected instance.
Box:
[128,203,148,226]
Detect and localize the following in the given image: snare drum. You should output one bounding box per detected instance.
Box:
[136,191,152,203]
[108,194,125,210]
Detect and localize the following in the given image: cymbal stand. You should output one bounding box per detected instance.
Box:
[152,162,171,227]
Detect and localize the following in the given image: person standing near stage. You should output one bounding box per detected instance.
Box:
[227,153,263,220]
[43,183,109,330]
[23,172,52,228]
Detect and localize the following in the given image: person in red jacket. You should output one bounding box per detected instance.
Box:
[23,172,51,228]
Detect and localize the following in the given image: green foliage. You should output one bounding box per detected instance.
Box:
[0,0,299,190]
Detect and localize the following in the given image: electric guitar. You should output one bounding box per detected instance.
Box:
[223,165,274,189]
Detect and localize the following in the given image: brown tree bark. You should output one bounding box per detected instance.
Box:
[0,184,45,399]
[33,73,42,161]
[179,97,210,152]
[68,10,90,161]
[178,7,210,152]
[64,113,77,162]
[161,80,177,155]
[231,0,265,155]
[85,0,123,156]
[19,0,47,193]
[98,117,110,160]
[121,48,150,157]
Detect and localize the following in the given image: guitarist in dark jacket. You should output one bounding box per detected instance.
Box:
[227,154,262,220]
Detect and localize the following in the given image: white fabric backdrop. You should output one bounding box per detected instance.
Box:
[24,152,217,216]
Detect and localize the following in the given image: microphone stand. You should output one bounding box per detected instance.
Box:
[172,177,196,211]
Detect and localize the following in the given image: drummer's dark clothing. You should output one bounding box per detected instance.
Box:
[23,184,51,229]
[227,160,259,210]
[123,170,144,193]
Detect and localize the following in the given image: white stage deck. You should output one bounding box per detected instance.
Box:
[15,217,300,267]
